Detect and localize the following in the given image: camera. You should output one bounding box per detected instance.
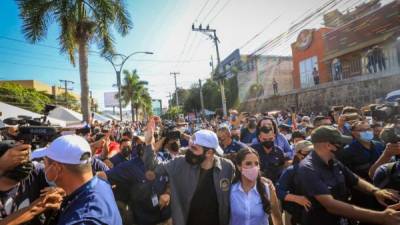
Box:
[160,122,181,140]
[372,100,400,144]
[2,116,61,149]
[371,101,400,122]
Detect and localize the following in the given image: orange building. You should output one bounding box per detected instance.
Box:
[291,28,332,89]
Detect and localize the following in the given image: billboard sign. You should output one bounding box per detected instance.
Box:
[152,99,162,116]
[217,49,242,79]
[104,92,119,108]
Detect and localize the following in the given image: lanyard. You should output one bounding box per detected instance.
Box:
[0,184,21,219]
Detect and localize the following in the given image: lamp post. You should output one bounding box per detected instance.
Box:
[105,51,153,121]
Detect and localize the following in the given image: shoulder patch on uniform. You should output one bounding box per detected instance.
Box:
[220,178,230,192]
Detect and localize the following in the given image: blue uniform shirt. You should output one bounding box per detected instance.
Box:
[297,151,359,225]
[109,153,129,167]
[251,143,285,184]
[223,140,247,154]
[337,140,384,180]
[57,176,122,225]
[373,161,400,190]
[240,128,257,144]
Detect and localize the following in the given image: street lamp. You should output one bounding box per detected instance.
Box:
[105,51,154,121]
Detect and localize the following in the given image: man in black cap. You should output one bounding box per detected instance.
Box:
[297,126,400,225]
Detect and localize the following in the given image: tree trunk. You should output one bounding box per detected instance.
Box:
[131,102,135,122]
[135,106,139,121]
[78,39,91,123]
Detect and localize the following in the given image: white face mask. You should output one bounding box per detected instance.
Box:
[285,134,292,141]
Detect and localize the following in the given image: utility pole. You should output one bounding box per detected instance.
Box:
[210,55,214,71]
[192,23,227,117]
[59,80,74,108]
[199,79,205,117]
[170,72,180,106]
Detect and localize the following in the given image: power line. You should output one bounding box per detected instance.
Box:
[255,0,358,56]
[195,0,212,22]
[0,60,113,74]
[239,14,283,50]
[0,35,101,54]
[249,0,340,56]
[199,0,221,23]
[207,0,233,24]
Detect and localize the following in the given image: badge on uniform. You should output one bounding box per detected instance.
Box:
[220,178,230,192]
[151,194,159,207]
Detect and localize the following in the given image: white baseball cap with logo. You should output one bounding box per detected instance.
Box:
[192,129,224,156]
[32,135,92,164]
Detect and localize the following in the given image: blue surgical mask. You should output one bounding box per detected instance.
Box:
[344,122,351,130]
[44,164,57,187]
[359,131,373,142]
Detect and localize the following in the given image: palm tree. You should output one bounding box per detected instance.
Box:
[134,88,152,120]
[17,0,132,122]
[120,69,149,122]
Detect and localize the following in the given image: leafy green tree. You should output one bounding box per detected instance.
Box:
[0,82,51,113]
[120,69,150,122]
[165,106,183,120]
[17,0,132,122]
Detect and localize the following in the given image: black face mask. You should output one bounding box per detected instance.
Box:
[169,141,180,152]
[232,135,239,141]
[330,143,343,157]
[261,140,274,149]
[185,149,206,165]
[121,146,132,158]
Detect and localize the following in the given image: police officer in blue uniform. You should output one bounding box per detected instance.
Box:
[251,126,286,184]
[217,126,247,155]
[337,121,385,214]
[34,135,122,225]
[297,126,400,225]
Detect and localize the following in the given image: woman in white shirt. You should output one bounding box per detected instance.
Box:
[230,147,283,225]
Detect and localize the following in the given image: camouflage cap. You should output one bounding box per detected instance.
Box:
[311,126,353,145]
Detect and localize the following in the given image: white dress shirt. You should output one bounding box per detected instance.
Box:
[230,181,270,225]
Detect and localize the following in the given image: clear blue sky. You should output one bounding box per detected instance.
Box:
[0,0,382,110]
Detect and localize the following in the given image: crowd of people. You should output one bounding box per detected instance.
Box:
[0,105,399,225]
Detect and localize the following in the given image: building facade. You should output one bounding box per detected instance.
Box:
[291,28,332,89]
[236,55,293,103]
[0,79,81,100]
[323,0,400,81]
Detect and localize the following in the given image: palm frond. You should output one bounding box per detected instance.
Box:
[17,0,54,43]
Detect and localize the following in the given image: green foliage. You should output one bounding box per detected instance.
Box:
[179,77,239,114]
[120,69,152,121]
[17,0,132,64]
[0,82,52,113]
[165,106,183,120]
[54,93,81,112]
[17,0,132,122]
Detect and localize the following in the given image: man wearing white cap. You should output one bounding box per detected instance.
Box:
[34,135,122,225]
[143,118,235,225]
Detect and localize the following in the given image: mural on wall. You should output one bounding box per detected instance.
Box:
[237,56,293,103]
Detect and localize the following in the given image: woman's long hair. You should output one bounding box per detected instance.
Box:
[233,147,271,214]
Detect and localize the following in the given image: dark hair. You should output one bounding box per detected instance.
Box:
[119,138,131,145]
[233,148,271,214]
[256,116,278,136]
[342,106,360,115]
[122,130,132,139]
[292,130,306,140]
[313,116,331,126]
[258,126,273,136]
